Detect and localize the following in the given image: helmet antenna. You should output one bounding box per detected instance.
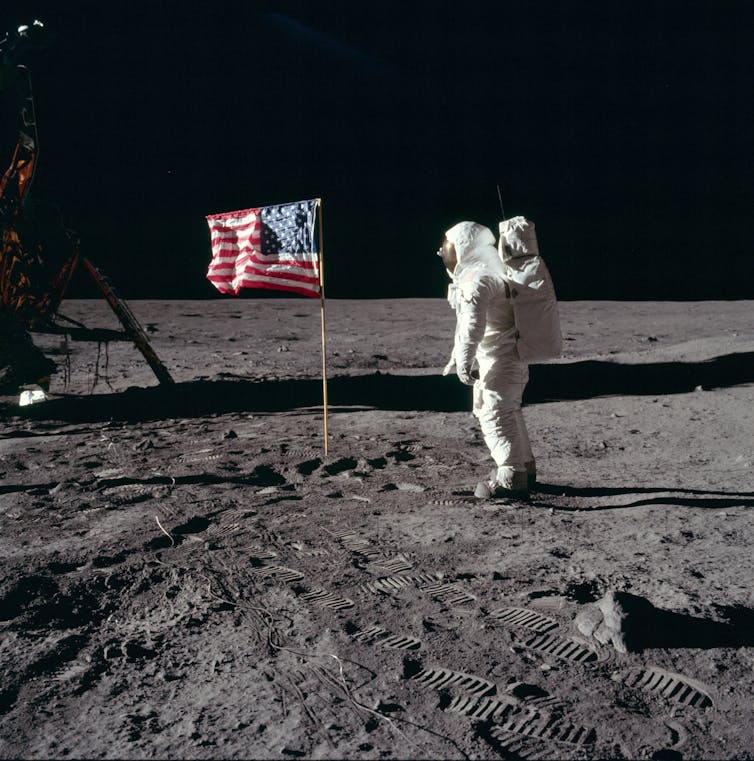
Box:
[496,185,506,221]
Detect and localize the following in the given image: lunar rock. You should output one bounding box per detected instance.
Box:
[575,589,655,653]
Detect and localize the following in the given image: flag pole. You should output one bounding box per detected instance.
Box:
[316,198,329,457]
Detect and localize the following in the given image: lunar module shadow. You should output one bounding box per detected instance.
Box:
[6,351,753,423]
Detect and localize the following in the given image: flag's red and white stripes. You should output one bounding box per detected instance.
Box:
[206,205,320,298]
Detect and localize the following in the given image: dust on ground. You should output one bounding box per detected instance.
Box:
[1,299,753,760]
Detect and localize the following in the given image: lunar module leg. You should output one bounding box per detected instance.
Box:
[81,257,174,386]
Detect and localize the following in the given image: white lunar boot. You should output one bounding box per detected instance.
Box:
[474,467,529,499]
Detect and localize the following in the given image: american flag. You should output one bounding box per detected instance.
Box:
[206,199,320,298]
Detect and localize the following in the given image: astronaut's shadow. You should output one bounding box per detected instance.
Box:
[531,483,754,510]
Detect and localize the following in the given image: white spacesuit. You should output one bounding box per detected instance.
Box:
[440,221,535,497]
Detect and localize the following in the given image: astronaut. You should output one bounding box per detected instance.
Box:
[439,221,535,498]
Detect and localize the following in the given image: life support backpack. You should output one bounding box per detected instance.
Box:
[498,216,562,363]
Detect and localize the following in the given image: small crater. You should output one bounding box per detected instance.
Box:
[144,535,177,551]
[295,458,321,475]
[173,516,211,535]
[437,690,453,710]
[402,657,422,679]
[322,457,358,476]
[0,684,20,715]
[528,588,560,599]
[27,633,88,678]
[92,552,127,568]
[651,751,683,761]
[250,465,286,486]
[507,682,548,700]
[376,701,404,714]
[564,579,601,603]
[0,575,59,621]
[386,448,415,463]
[48,562,82,575]
[123,641,157,661]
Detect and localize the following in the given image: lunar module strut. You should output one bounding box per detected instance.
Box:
[0,20,173,391]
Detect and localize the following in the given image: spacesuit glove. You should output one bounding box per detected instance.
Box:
[457,365,476,386]
[442,357,456,376]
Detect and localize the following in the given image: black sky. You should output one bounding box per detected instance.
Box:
[2,0,752,300]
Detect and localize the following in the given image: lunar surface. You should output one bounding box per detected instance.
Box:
[1,298,753,760]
